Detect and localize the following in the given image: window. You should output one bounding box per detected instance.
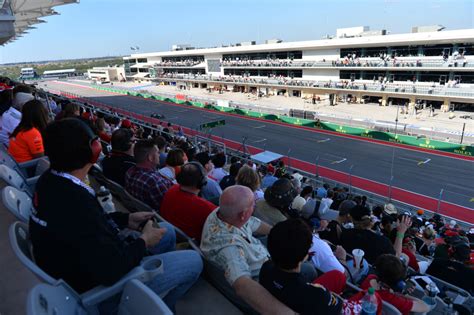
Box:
[223,51,302,61]
[137,58,148,63]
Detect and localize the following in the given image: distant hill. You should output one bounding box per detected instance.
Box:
[0,56,125,79]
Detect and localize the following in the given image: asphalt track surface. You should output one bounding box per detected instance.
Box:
[41,81,474,223]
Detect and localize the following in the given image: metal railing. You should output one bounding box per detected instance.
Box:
[155,74,474,98]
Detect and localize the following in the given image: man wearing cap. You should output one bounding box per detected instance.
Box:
[0,92,34,146]
[340,205,411,264]
[319,200,356,245]
[194,151,222,203]
[427,239,474,294]
[254,178,296,226]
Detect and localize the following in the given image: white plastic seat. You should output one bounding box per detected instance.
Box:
[9,222,167,314]
[1,186,32,222]
[27,279,172,315]
[0,164,28,191]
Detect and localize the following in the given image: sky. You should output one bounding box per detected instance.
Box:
[0,0,473,64]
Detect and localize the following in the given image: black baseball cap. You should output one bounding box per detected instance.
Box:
[350,205,371,221]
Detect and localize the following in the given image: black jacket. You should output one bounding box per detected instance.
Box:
[30,170,146,293]
[102,152,136,186]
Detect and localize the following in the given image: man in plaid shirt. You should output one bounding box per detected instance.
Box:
[125,139,173,210]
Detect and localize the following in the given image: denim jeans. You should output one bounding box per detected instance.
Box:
[98,222,203,313]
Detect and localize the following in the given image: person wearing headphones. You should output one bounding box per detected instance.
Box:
[102,128,136,186]
[160,162,217,241]
[360,254,430,315]
[29,118,202,312]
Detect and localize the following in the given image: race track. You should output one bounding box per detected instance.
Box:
[40,81,474,223]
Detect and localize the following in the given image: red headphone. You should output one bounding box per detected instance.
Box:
[89,137,102,164]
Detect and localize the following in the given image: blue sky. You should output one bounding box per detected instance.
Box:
[0,0,473,64]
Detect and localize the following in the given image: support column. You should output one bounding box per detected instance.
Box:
[408,96,416,115]
[381,95,388,106]
[441,99,450,113]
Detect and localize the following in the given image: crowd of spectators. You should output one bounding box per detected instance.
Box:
[220,54,472,69]
[155,59,203,67]
[1,75,473,314]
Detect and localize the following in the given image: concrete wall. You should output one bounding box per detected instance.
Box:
[303,68,340,81]
[302,48,339,61]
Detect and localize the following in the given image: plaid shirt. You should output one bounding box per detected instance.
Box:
[125,166,173,211]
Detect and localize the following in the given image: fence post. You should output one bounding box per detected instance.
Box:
[349,165,354,195]
[287,148,292,169]
[388,175,394,202]
[436,189,444,214]
[315,155,320,177]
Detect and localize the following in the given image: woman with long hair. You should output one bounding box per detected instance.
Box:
[8,99,49,162]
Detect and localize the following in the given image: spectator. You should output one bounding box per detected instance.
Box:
[158,148,186,183]
[200,185,295,313]
[291,185,313,213]
[55,102,80,120]
[319,199,356,245]
[8,100,48,163]
[426,239,474,294]
[95,117,111,143]
[125,139,174,210]
[259,219,344,314]
[160,162,217,240]
[261,164,277,189]
[379,215,397,238]
[255,178,296,226]
[219,161,242,190]
[101,128,136,186]
[194,151,222,203]
[340,205,411,264]
[416,226,436,256]
[0,92,34,146]
[208,152,228,183]
[236,164,264,201]
[309,218,347,274]
[154,135,168,168]
[30,118,202,311]
[361,255,429,315]
[316,184,330,199]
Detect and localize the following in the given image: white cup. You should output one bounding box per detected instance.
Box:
[352,249,365,269]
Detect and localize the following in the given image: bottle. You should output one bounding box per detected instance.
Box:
[97,186,116,213]
[361,287,377,315]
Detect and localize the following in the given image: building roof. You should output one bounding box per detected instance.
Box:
[1,0,79,45]
[125,28,474,59]
[43,68,75,74]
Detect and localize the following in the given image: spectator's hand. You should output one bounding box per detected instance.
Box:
[397,216,412,234]
[140,221,167,248]
[334,245,346,262]
[128,212,155,230]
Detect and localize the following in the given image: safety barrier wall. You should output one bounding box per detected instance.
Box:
[90,85,474,157]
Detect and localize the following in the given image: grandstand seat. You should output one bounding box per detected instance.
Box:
[202,258,257,315]
[0,145,48,178]
[381,301,402,315]
[1,186,32,222]
[0,164,38,195]
[26,279,172,315]
[9,221,168,313]
[428,274,473,308]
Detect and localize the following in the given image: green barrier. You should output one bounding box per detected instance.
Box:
[87,85,473,157]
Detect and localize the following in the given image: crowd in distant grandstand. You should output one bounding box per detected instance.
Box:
[154,59,203,67]
[220,54,471,69]
[1,75,473,314]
